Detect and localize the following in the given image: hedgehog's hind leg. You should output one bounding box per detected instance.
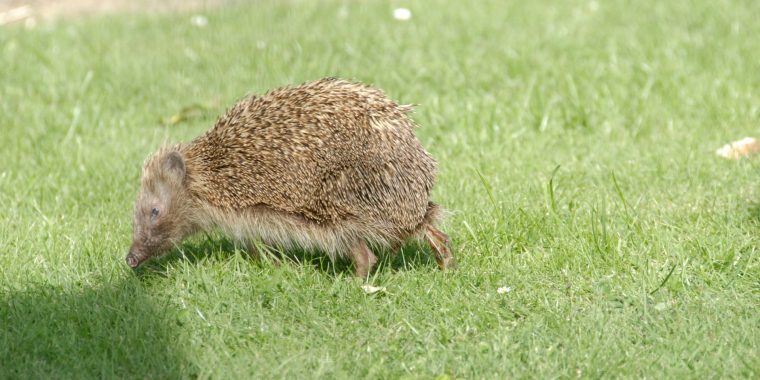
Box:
[349,240,378,279]
[424,225,457,270]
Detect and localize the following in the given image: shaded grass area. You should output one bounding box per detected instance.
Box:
[1,0,759,378]
[0,281,196,378]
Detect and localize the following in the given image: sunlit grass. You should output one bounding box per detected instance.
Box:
[1,0,758,378]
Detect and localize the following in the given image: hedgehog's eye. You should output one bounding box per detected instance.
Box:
[151,208,160,218]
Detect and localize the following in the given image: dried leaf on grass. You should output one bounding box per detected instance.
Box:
[0,6,32,26]
[716,137,760,160]
[361,284,386,295]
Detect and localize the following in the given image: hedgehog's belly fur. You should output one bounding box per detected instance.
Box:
[198,204,414,260]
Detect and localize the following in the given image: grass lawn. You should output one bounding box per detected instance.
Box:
[1,0,759,378]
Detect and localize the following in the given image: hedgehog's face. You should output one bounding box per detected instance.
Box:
[126,151,191,268]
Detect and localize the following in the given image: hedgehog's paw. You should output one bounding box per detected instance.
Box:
[244,240,281,267]
[425,225,457,271]
[349,240,377,279]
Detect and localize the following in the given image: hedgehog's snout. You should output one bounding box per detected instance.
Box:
[126,254,139,268]
[126,246,146,268]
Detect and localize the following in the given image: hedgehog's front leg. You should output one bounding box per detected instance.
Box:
[349,240,377,279]
[243,239,262,260]
[244,240,281,267]
[425,225,457,270]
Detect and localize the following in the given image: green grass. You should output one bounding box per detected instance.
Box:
[1,0,759,378]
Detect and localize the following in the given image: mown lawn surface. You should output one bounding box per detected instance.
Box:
[1,0,759,378]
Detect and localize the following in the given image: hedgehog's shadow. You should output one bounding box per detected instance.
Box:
[137,235,438,277]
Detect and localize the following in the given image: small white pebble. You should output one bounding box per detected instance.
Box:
[497,286,511,294]
[393,8,412,21]
[191,15,208,28]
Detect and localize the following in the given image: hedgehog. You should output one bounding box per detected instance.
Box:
[126,78,456,277]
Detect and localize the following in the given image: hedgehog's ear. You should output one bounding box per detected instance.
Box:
[163,151,186,182]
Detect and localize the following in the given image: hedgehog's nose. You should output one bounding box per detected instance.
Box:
[126,254,138,268]
[126,249,140,268]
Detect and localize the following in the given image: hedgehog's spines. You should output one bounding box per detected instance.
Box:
[164,78,443,260]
